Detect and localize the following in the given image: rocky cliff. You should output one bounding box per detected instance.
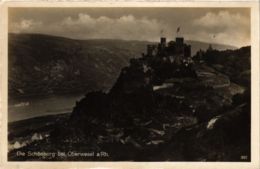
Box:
[49,41,250,161]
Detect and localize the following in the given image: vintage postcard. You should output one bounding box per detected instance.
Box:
[0,1,259,169]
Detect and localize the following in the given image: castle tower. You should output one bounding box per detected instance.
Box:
[147,45,154,56]
[176,37,184,45]
[160,37,166,48]
[207,44,213,51]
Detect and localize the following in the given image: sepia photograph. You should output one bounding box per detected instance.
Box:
[3,5,256,163]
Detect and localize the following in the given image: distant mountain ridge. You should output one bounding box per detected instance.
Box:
[8,33,237,97]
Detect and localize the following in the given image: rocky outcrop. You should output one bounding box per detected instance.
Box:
[48,41,250,161]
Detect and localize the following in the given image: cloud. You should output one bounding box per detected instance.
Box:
[191,11,250,47]
[10,14,168,42]
[10,19,42,33]
[9,11,250,47]
[58,13,168,41]
[193,11,248,28]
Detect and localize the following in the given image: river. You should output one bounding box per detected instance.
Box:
[8,94,84,122]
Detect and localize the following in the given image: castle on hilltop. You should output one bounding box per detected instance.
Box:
[111,35,196,94]
[145,36,192,65]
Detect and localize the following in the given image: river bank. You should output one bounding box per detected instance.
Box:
[8,113,70,154]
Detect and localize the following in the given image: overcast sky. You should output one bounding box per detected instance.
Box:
[9,8,250,47]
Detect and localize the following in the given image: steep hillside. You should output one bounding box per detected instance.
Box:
[8,33,236,97]
[193,46,251,87]
[8,33,146,97]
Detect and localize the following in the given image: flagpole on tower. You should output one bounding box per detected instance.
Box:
[176,26,180,37]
